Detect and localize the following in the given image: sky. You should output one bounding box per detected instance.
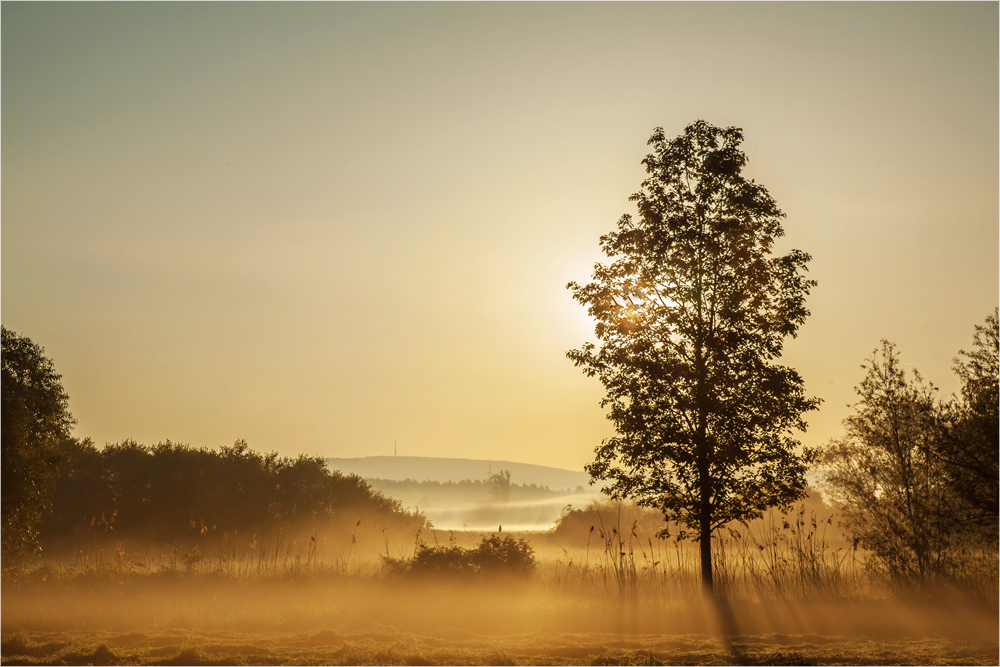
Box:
[3,3,997,471]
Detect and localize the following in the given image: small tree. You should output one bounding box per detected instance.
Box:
[488,469,512,503]
[1,327,75,575]
[821,342,954,587]
[567,121,819,595]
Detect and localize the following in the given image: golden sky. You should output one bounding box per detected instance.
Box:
[3,3,996,470]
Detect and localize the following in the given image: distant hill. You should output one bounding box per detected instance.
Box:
[325,456,592,491]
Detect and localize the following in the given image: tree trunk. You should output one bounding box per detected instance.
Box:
[693,271,713,598]
[699,466,713,596]
[694,330,713,597]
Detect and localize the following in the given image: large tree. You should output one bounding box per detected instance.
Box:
[567,120,819,595]
[1,327,75,575]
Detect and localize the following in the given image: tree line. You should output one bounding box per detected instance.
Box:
[365,470,577,506]
[1,326,423,578]
[40,437,420,548]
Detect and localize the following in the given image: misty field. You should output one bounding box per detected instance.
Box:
[3,588,997,666]
[2,513,997,667]
[3,574,997,666]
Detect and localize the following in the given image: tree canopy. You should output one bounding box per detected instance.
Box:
[567,120,819,594]
[820,315,999,588]
[41,438,423,550]
[936,308,999,538]
[2,326,75,575]
[821,342,949,586]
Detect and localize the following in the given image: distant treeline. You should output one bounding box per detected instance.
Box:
[39,438,423,552]
[365,471,583,506]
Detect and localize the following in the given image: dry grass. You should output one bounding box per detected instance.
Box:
[17,506,999,605]
[542,505,997,605]
[3,591,997,667]
[3,510,997,666]
[2,627,996,666]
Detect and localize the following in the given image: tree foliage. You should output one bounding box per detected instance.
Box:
[567,121,818,592]
[40,438,422,548]
[1,327,75,575]
[821,314,999,587]
[934,308,999,538]
[488,469,512,503]
[821,342,953,586]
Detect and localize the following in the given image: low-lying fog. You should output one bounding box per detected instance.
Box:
[373,488,601,533]
[348,457,602,532]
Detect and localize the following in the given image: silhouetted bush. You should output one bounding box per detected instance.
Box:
[474,534,536,573]
[409,543,477,575]
[385,533,536,578]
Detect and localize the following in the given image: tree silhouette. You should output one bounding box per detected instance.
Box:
[934,308,998,540]
[1,327,75,575]
[40,437,418,548]
[488,469,512,503]
[567,120,819,596]
[821,342,952,586]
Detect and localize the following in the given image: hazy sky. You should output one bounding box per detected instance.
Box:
[3,3,997,470]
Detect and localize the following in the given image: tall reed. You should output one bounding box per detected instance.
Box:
[21,507,998,606]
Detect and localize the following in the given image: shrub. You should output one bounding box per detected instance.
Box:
[386,534,536,578]
[474,534,536,574]
[410,543,478,575]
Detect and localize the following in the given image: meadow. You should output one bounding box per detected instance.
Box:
[3,501,997,666]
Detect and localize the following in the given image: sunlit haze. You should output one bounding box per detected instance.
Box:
[3,3,997,469]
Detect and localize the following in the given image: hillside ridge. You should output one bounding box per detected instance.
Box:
[325,455,591,490]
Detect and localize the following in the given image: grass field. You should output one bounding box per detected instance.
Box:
[2,561,997,665]
[2,512,997,666]
[3,627,997,666]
